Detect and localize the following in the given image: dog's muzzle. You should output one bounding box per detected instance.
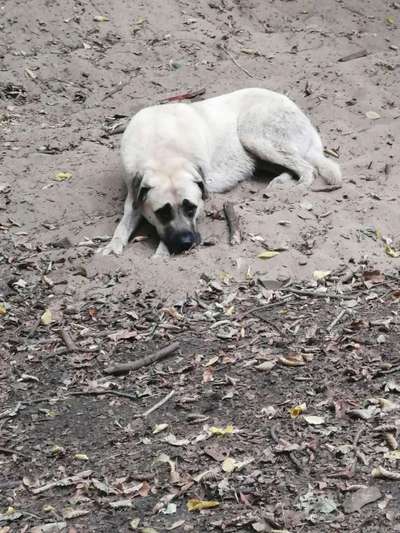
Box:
[164,230,200,254]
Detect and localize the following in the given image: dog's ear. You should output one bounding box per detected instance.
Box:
[193,166,209,200]
[131,173,150,207]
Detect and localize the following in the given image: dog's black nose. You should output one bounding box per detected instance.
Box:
[166,230,198,254]
[176,230,195,251]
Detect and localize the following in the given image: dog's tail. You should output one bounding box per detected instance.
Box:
[309,152,342,186]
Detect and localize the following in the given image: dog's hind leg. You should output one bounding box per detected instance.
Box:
[99,189,141,256]
[240,134,315,187]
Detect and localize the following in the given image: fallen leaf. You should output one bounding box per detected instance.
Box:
[54,171,72,181]
[258,250,280,260]
[222,457,237,473]
[303,415,325,425]
[109,499,133,509]
[94,15,109,21]
[74,453,89,461]
[153,423,169,434]
[365,111,381,120]
[161,503,177,515]
[384,450,400,460]
[40,309,52,325]
[343,486,382,513]
[129,518,141,530]
[164,434,189,447]
[384,244,400,258]
[187,499,219,511]
[290,403,307,417]
[30,523,67,533]
[279,354,306,367]
[0,507,22,523]
[313,270,331,282]
[62,508,90,519]
[209,425,234,436]
[0,303,6,316]
[256,360,276,372]
[386,15,395,24]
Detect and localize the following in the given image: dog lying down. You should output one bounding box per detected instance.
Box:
[101,87,342,257]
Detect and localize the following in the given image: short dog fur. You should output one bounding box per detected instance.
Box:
[101,87,342,256]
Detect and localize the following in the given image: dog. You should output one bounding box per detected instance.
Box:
[101,87,342,256]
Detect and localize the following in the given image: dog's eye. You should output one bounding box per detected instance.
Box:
[155,203,174,224]
[182,199,197,218]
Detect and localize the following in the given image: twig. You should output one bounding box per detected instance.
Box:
[104,341,180,375]
[239,299,290,320]
[311,185,342,193]
[102,81,129,101]
[327,309,347,332]
[69,390,137,402]
[0,446,29,459]
[159,88,206,104]
[223,201,242,245]
[338,49,368,62]
[219,44,255,79]
[282,288,354,300]
[141,390,175,418]
[31,470,93,494]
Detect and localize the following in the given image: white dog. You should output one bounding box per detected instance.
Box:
[101,87,342,256]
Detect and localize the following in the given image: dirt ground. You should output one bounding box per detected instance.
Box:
[1,0,400,532]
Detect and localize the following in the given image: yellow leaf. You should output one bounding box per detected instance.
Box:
[153,423,169,434]
[187,499,219,511]
[54,171,72,182]
[385,244,400,258]
[385,450,400,460]
[94,15,109,22]
[386,16,395,24]
[258,250,280,260]
[74,453,89,461]
[222,457,236,473]
[0,303,6,316]
[40,309,52,325]
[209,424,234,436]
[289,403,307,417]
[313,270,331,281]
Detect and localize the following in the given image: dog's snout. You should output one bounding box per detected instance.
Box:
[165,230,199,254]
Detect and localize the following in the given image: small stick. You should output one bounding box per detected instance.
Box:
[282,288,354,300]
[338,49,368,62]
[159,88,206,104]
[327,309,347,332]
[104,341,180,375]
[141,389,175,418]
[239,299,290,320]
[219,44,255,79]
[102,81,129,101]
[223,201,242,245]
[69,390,137,402]
[0,446,29,459]
[311,185,342,193]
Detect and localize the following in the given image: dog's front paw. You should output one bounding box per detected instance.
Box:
[97,239,124,256]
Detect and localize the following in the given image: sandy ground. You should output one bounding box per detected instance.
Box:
[1,0,400,302]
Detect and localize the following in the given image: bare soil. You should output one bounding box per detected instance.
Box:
[1,0,400,532]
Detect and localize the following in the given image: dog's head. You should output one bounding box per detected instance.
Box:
[132,163,208,254]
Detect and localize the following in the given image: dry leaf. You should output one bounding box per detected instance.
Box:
[74,453,89,461]
[279,354,305,367]
[256,360,276,372]
[0,303,6,316]
[313,270,331,281]
[40,309,52,325]
[94,15,109,21]
[164,434,189,446]
[129,518,141,530]
[209,425,234,436]
[365,111,381,120]
[303,415,325,425]
[54,171,72,181]
[384,244,400,258]
[290,403,307,417]
[258,250,280,260]
[153,423,169,434]
[187,499,219,511]
[222,457,237,473]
